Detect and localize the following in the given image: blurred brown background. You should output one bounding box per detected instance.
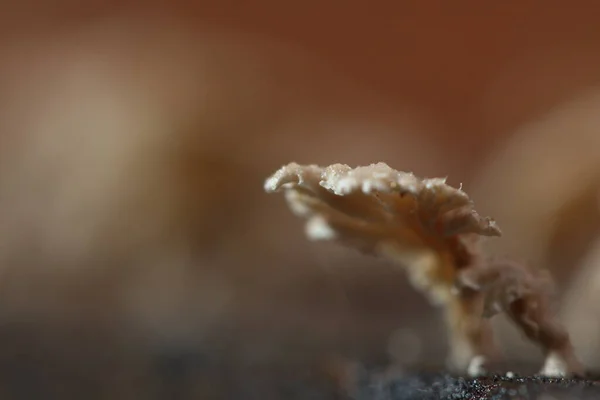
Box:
[1,1,600,398]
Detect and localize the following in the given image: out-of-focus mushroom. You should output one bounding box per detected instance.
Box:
[470,89,600,368]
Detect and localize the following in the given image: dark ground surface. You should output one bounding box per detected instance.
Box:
[225,368,600,400]
[179,366,600,400]
[349,372,600,400]
[180,362,600,400]
[0,326,597,399]
[1,354,599,400]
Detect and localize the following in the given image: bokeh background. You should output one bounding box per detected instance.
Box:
[1,1,600,398]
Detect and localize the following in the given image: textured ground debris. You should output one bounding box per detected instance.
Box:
[346,371,600,400]
[265,162,583,377]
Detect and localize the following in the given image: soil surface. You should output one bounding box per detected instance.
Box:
[352,372,600,400]
[0,339,598,399]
